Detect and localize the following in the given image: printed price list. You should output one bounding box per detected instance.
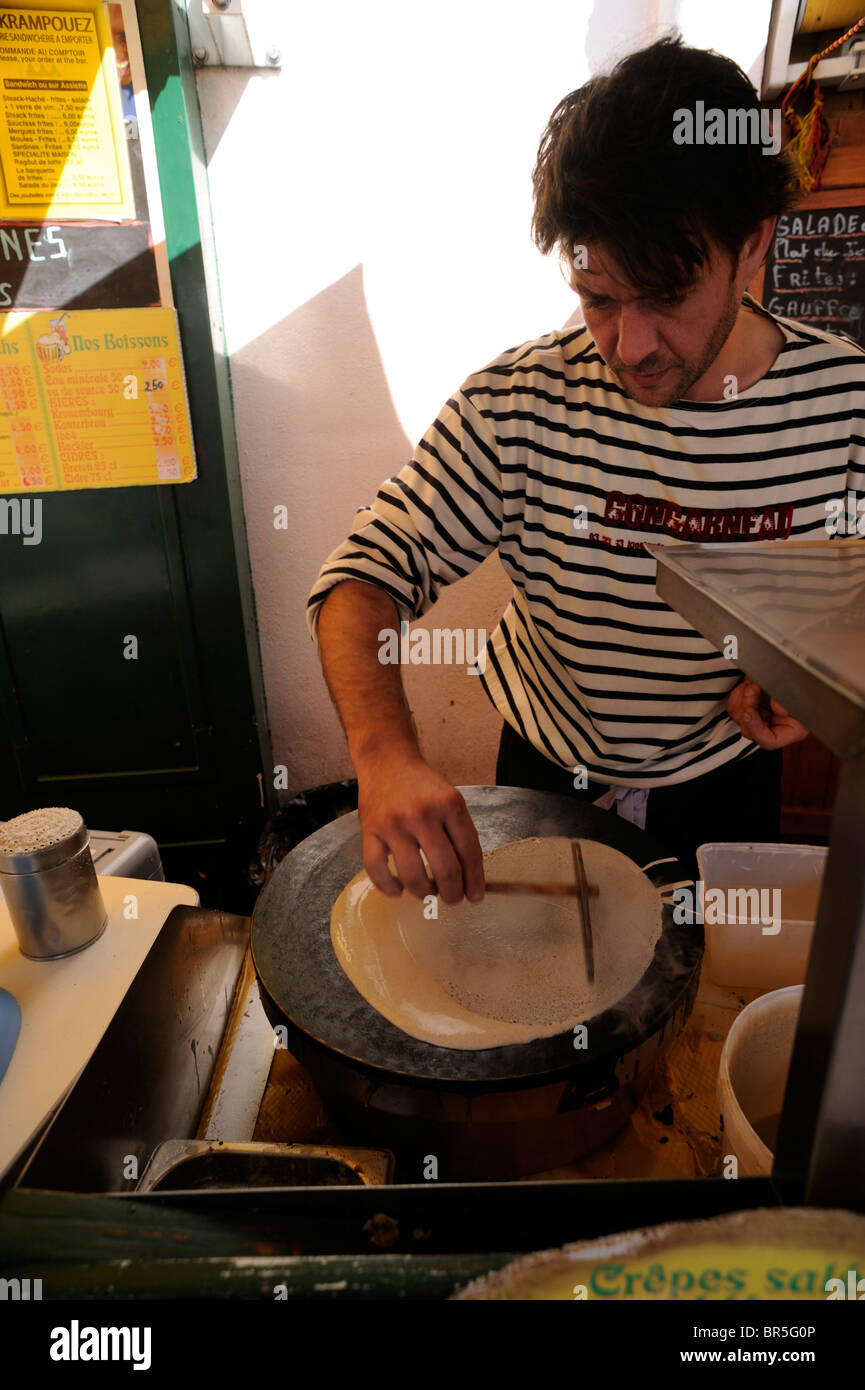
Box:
[0,308,196,491]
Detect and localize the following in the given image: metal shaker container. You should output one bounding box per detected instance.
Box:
[0,807,108,960]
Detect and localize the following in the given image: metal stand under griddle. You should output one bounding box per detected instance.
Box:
[652,538,865,1212]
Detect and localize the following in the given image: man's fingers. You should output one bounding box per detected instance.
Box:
[739,677,762,711]
[741,709,777,746]
[386,832,437,900]
[729,679,770,739]
[363,834,403,897]
[415,824,466,905]
[365,832,437,900]
[736,690,778,746]
[443,799,486,903]
[358,769,484,904]
[727,677,809,750]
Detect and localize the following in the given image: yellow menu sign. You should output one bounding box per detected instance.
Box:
[0,1,132,218]
[0,307,197,490]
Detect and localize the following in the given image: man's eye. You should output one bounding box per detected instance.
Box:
[655,296,682,308]
[585,297,610,309]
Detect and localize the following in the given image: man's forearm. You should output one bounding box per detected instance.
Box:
[317,581,420,768]
[316,580,485,903]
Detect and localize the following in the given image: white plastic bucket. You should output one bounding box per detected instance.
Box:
[718,984,803,1176]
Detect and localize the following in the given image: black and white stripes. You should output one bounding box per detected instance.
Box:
[308,295,865,787]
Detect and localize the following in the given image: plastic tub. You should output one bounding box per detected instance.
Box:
[695,842,826,988]
[718,984,802,1176]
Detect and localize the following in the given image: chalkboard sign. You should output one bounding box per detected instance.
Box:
[761,203,865,346]
[0,218,159,311]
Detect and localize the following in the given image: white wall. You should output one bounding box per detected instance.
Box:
[194,0,772,796]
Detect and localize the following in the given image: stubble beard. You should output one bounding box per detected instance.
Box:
[610,278,742,407]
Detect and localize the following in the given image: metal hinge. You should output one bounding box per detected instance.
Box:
[186,0,281,69]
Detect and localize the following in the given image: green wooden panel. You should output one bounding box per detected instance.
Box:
[0,1189,514,1299]
[0,488,203,778]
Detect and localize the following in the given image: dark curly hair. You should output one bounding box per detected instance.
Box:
[532,34,798,293]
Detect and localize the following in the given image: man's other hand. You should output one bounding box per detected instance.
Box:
[356,748,486,905]
[727,676,809,750]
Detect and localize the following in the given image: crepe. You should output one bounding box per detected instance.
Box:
[330,836,662,1050]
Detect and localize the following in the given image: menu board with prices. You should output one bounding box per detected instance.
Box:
[0,1,133,220]
[761,204,865,346]
[0,305,196,489]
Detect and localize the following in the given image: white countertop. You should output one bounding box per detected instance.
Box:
[0,875,199,1180]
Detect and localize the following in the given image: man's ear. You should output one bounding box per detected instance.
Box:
[746,215,778,274]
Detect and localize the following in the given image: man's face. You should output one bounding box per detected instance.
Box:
[573,241,742,407]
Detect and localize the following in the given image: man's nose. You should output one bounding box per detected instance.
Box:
[615,304,661,366]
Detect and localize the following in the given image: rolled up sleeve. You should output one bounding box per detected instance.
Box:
[306,386,503,639]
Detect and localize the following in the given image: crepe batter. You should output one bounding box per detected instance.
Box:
[330,837,662,1049]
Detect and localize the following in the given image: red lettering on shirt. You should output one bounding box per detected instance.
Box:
[591,491,801,545]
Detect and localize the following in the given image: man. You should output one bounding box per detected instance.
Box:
[308,36,865,904]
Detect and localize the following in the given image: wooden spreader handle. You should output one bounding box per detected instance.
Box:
[484,881,599,897]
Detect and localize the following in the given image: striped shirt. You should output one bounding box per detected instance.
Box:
[307,293,865,787]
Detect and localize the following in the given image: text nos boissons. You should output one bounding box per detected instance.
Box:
[71,334,170,351]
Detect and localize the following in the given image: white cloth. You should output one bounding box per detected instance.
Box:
[592,785,649,830]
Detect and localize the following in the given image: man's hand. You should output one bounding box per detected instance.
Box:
[356,746,485,905]
[316,582,485,904]
[726,677,809,750]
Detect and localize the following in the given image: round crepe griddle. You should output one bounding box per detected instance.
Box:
[251,786,701,1088]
